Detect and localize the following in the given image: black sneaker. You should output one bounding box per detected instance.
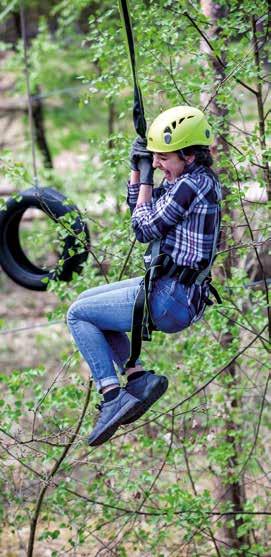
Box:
[121,370,168,425]
[88,389,141,446]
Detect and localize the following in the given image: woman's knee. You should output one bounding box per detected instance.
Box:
[67,297,96,330]
[77,289,93,300]
[66,300,80,328]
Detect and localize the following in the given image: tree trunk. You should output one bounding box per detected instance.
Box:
[32,86,53,169]
[12,10,53,170]
[200,0,250,552]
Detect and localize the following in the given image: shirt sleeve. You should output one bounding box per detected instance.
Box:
[131,178,199,243]
[126,182,141,214]
[126,181,166,214]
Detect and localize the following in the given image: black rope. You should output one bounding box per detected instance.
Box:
[118,0,147,138]
[118,0,149,368]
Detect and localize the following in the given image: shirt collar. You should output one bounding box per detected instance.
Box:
[184,161,197,174]
[162,163,205,188]
[175,162,205,182]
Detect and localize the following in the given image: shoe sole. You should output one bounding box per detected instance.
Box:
[121,376,168,425]
[88,399,142,446]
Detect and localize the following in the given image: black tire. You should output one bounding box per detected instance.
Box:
[0,187,90,291]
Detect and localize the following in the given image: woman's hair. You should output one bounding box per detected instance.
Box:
[180,145,213,167]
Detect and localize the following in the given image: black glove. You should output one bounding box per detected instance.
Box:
[130,137,154,185]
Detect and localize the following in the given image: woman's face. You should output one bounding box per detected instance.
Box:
[152,152,195,182]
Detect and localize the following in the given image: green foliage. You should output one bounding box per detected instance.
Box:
[0,0,270,555]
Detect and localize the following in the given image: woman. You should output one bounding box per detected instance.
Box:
[67,105,222,447]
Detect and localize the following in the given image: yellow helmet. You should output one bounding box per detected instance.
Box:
[147,105,213,153]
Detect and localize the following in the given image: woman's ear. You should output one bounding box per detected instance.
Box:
[185,154,195,165]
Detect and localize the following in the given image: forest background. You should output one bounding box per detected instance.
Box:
[0,0,270,556]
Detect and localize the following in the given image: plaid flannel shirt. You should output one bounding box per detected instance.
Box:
[127,162,222,321]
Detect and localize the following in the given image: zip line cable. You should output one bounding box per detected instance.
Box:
[30,84,89,101]
[0,320,64,335]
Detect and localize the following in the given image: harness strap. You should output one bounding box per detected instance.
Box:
[118,0,147,138]
[125,280,146,369]
[125,240,160,369]
[209,283,223,304]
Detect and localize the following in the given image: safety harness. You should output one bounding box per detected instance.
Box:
[118,0,222,369]
[125,208,222,369]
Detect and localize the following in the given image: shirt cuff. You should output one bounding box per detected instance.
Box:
[127,181,140,207]
[127,181,140,191]
[133,201,152,212]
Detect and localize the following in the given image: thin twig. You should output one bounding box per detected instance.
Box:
[26,380,92,557]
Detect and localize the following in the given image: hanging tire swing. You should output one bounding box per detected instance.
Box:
[0,5,90,291]
[0,187,90,291]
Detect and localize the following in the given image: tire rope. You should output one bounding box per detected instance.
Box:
[19,1,39,188]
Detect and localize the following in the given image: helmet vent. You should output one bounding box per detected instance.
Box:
[187,115,195,119]
[178,118,185,125]
[172,121,177,129]
[163,127,172,144]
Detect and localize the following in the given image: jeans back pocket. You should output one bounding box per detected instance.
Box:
[150,278,193,333]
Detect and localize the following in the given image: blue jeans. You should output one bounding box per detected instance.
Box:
[67,276,195,392]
